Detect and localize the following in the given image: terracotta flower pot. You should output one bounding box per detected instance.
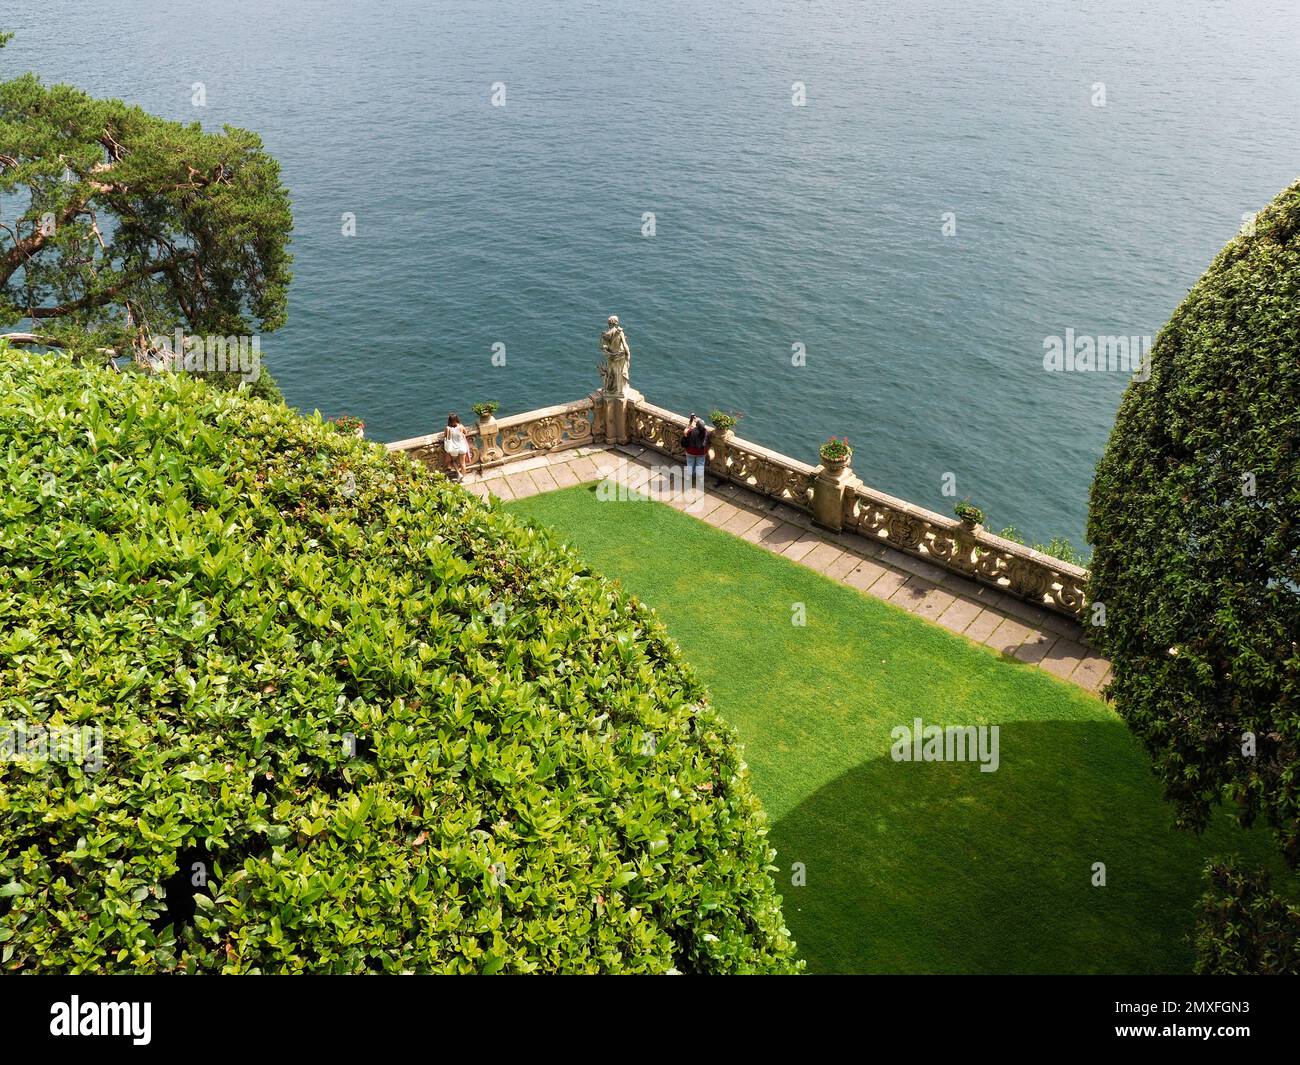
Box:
[820,450,851,476]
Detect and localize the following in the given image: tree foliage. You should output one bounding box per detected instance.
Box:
[0,346,800,973]
[1086,178,1300,865]
[0,36,292,359]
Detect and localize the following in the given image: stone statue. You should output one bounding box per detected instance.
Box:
[599,315,631,396]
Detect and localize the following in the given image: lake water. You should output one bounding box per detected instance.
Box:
[9,0,1300,545]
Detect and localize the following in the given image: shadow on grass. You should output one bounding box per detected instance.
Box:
[770,718,1274,975]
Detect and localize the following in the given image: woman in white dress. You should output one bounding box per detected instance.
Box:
[443,412,471,479]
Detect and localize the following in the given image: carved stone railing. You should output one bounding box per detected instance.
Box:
[843,485,1088,617]
[631,400,816,513]
[487,398,601,465]
[387,397,601,471]
[386,365,1087,619]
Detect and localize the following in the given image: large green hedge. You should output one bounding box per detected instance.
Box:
[0,347,800,973]
[1194,860,1300,975]
[1087,178,1300,861]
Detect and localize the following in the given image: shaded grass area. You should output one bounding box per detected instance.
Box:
[508,484,1284,973]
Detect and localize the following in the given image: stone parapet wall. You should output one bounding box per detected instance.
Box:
[387,391,1088,620]
[841,483,1088,618]
[387,397,600,471]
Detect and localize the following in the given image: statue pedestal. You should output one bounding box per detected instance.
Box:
[593,386,642,445]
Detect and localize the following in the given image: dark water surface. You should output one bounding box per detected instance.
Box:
[9,0,1300,544]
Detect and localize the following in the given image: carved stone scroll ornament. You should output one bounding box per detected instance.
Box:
[841,489,1085,619]
[632,409,685,458]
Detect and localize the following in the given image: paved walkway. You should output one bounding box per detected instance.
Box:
[447,443,1111,695]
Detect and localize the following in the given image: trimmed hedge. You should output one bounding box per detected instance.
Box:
[1086,177,1300,863]
[0,347,801,973]
[1195,860,1300,975]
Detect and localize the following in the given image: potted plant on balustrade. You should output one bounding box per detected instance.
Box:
[708,409,741,440]
[954,499,984,533]
[472,401,501,464]
[818,436,852,475]
[330,415,365,439]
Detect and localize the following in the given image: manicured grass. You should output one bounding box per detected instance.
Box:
[509,484,1285,974]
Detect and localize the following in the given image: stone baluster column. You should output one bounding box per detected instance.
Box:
[475,411,501,468]
[812,448,860,532]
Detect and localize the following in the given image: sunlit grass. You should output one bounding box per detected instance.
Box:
[510,484,1284,973]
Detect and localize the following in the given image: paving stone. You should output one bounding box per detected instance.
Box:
[783,532,822,563]
[996,595,1056,630]
[1040,638,1088,680]
[502,470,541,498]
[565,455,603,483]
[879,547,949,585]
[464,482,491,501]
[548,461,582,489]
[624,466,655,491]
[652,473,682,492]
[1073,617,1105,646]
[686,491,730,519]
[769,503,814,529]
[948,579,1010,611]
[738,514,782,544]
[801,542,848,574]
[1038,610,1086,639]
[936,571,985,600]
[605,459,642,483]
[701,501,742,529]
[830,529,888,559]
[962,609,1003,643]
[721,506,766,537]
[588,464,623,489]
[865,569,911,601]
[823,551,862,580]
[984,617,1033,656]
[843,557,890,593]
[910,585,957,622]
[530,465,561,493]
[888,578,934,611]
[498,454,553,475]
[1070,655,1112,692]
[759,521,804,550]
[486,476,515,501]
[936,596,983,635]
[1012,628,1058,665]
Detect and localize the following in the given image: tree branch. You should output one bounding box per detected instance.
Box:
[26,252,196,319]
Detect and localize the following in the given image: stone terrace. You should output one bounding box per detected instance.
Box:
[451,442,1112,695]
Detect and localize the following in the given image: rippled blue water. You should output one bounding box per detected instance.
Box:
[9,0,1300,544]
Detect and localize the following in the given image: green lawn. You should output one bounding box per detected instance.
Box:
[507,484,1283,974]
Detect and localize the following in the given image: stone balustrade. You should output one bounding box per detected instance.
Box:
[387,386,1088,620]
[387,397,600,471]
[630,401,818,513]
[841,483,1088,618]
